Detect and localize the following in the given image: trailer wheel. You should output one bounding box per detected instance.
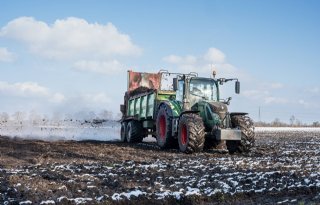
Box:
[127,120,143,143]
[156,104,176,148]
[227,115,255,153]
[120,122,127,142]
[178,114,205,153]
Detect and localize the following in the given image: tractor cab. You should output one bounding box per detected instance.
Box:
[175,77,219,108]
[173,73,240,111]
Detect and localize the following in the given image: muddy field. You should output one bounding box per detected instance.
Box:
[0,129,320,204]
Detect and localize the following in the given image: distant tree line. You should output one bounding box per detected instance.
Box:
[255,115,320,127]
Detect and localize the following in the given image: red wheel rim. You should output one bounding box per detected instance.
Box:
[181,124,187,145]
[159,115,166,140]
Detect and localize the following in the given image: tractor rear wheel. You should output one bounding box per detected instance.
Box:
[156,104,176,148]
[227,115,255,153]
[178,114,205,153]
[120,122,127,142]
[127,120,143,143]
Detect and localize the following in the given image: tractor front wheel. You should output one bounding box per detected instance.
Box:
[227,115,255,153]
[178,114,205,153]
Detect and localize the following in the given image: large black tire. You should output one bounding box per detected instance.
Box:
[120,122,127,142]
[178,114,205,153]
[156,104,176,148]
[227,115,255,153]
[127,121,143,143]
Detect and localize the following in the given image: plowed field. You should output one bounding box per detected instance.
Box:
[0,129,320,204]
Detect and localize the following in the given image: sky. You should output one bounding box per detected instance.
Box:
[0,0,319,123]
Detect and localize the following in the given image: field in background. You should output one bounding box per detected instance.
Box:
[256,127,320,133]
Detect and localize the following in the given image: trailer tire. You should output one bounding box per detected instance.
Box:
[178,114,205,153]
[227,115,255,153]
[127,120,143,143]
[156,104,176,148]
[120,122,127,142]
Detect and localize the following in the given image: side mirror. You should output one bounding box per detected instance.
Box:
[235,81,240,94]
[173,78,178,91]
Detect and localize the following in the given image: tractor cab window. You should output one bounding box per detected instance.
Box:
[189,78,218,101]
[175,80,184,102]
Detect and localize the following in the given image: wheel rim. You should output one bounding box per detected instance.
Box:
[159,114,166,140]
[181,124,187,145]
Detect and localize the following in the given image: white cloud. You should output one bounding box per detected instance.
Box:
[0,81,65,103]
[51,93,66,103]
[298,99,308,106]
[270,83,284,89]
[0,47,15,62]
[243,89,269,100]
[204,48,226,63]
[163,55,182,64]
[0,81,48,96]
[163,47,239,78]
[297,99,320,109]
[308,87,319,94]
[73,60,124,74]
[163,55,197,65]
[264,96,288,104]
[0,17,141,60]
[243,89,289,105]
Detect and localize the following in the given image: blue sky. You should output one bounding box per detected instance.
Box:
[0,0,319,123]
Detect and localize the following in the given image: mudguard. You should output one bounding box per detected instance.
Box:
[158,101,182,118]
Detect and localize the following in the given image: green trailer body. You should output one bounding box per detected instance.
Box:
[127,92,155,120]
[126,90,181,122]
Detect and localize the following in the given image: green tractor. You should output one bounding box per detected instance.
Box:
[120,70,255,153]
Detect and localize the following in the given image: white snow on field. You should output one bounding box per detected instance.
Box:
[19,201,32,205]
[40,200,55,205]
[112,190,146,200]
[0,120,120,141]
[57,196,93,204]
[256,127,320,132]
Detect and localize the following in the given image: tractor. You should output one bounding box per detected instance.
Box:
[120,70,255,153]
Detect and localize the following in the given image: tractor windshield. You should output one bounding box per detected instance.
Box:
[189,78,218,101]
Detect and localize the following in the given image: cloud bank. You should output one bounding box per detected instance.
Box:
[0,17,141,75]
[163,47,239,78]
[0,81,65,103]
[0,17,141,60]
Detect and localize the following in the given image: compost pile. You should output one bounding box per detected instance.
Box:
[0,129,320,205]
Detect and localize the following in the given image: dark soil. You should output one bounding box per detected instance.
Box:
[0,130,320,204]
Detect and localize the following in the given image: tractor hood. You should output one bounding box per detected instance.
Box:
[208,102,228,121]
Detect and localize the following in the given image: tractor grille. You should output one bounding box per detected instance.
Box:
[209,102,229,128]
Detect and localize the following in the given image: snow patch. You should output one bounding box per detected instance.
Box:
[112,190,146,200]
[40,200,55,204]
[19,201,32,205]
[185,187,200,196]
